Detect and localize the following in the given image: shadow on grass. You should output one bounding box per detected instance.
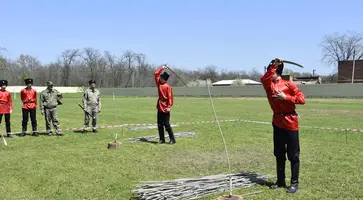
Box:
[137,138,159,144]
[73,130,85,134]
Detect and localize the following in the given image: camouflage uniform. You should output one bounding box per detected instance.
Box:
[82,80,101,133]
[39,81,63,136]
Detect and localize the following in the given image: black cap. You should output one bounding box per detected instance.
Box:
[24,78,33,85]
[267,60,284,76]
[160,72,170,81]
[0,80,8,86]
[88,80,96,84]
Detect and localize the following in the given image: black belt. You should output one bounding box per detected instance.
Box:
[158,98,167,102]
[274,111,297,116]
[44,106,56,109]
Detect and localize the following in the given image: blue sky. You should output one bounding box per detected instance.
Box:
[1,0,362,75]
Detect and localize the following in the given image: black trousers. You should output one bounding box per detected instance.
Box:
[157,110,175,141]
[22,108,37,132]
[273,125,300,185]
[0,114,11,133]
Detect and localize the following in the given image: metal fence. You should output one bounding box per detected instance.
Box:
[99,83,363,98]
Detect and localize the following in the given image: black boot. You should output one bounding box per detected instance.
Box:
[166,127,176,145]
[270,159,286,189]
[158,125,165,144]
[20,129,27,137]
[287,161,299,193]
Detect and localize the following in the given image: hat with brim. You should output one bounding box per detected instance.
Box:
[88,80,96,84]
[160,72,170,81]
[0,80,8,86]
[24,78,33,85]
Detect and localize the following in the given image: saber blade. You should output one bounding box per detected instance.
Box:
[165,66,188,87]
[282,60,304,68]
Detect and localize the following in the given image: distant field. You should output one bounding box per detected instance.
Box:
[0,94,362,199]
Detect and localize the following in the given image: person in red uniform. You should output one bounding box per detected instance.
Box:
[260,58,306,193]
[154,64,176,145]
[20,78,38,136]
[0,80,13,138]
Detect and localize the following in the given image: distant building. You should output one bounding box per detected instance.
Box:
[281,75,322,85]
[338,60,363,83]
[212,79,262,86]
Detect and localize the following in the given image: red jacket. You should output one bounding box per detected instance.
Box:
[21,88,37,109]
[154,67,174,113]
[0,90,13,114]
[260,63,305,131]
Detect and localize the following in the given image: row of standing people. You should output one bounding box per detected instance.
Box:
[0,79,102,137]
[1,61,304,194]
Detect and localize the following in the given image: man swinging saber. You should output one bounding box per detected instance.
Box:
[260,58,306,194]
[163,64,188,87]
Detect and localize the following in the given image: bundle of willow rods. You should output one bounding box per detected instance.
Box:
[128,132,196,142]
[132,172,270,200]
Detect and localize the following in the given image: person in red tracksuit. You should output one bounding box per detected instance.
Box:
[154,64,176,145]
[260,58,306,193]
[20,78,38,137]
[0,80,13,138]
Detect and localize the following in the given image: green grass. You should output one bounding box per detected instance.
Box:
[0,94,363,199]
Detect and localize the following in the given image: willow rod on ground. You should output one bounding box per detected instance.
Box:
[206,79,233,196]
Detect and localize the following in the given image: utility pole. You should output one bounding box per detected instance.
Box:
[313,69,316,76]
[351,49,356,84]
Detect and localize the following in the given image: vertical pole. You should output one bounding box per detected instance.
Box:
[352,49,356,84]
[132,70,135,88]
[345,129,348,144]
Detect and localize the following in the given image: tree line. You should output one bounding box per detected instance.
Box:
[1,31,362,87]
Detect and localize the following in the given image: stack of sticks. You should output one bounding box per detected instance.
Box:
[132,172,270,199]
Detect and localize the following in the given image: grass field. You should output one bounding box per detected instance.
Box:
[0,93,362,200]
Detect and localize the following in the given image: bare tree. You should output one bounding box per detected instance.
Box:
[248,68,262,81]
[17,54,40,71]
[16,54,42,83]
[320,31,363,68]
[135,53,149,87]
[82,48,103,81]
[0,55,7,70]
[198,65,219,82]
[122,50,136,88]
[59,49,80,86]
[104,51,118,87]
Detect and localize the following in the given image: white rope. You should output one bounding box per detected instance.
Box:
[113,94,118,142]
[0,124,7,146]
[206,80,233,196]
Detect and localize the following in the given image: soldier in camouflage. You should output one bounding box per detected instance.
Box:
[82,80,101,133]
[39,81,64,136]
